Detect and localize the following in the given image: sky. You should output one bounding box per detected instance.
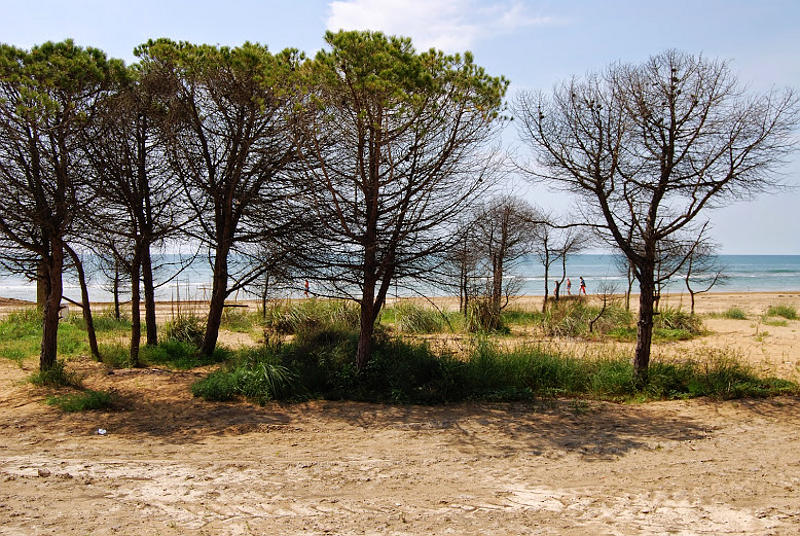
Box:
[1,0,798,254]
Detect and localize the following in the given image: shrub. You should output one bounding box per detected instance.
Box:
[767,305,797,320]
[191,345,298,404]
[163,313,205,346]
[191,370,240,401]
[28,360,82,388]
[47,390,115,412]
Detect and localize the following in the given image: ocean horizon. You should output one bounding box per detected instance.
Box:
[1,254,799,303]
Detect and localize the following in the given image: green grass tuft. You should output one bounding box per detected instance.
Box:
[98,342,132,368]
[390,303,451,333]
[163,313,205,346]
[654,307,704,334]
[718,307,748,320]
[139,340,230,369]
[28,360,82,388]
[220,308,259,333]
[766,305,797,320]
[46,389,115,412]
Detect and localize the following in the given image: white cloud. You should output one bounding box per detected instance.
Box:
[326,0,553,52]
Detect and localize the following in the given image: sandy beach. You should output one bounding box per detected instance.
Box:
[0,291,798,535]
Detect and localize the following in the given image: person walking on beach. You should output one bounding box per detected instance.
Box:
[579,276,586,295]
[566,278,572,295]
[304,280,310,298]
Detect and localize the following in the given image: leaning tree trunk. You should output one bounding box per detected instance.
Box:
[40,239,65,371]
[202,244,230,356]
[141,244,158,346]
[66,246,100,360]
[633,265,656,385]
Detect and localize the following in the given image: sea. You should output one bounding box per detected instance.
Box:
[1,254,799,303]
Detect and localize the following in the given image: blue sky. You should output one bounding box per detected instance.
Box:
[2,0,798,253]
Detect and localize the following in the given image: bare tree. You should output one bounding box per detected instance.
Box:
[294,31,507,369]
[530,213,559,312]
[516,50,798,382]
[444,219,483,317]
[472,195,539,320]
[683,225,726,314]
[552,227,588,303]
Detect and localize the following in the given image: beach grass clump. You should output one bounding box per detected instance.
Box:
[719,307,748,320]
[462,341,589,399]
[191,347,297,404]
[264,299,360,335]
[540,298,632,337]
[28,359,82,388]
[654,306,704,334]
[220,307,259,333]
[391,302,451,333]
[46,389,115,412]
[163,313,205,346]
[766,304,797,320]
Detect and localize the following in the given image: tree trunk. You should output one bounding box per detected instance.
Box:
[40,240,64,371]
[129,252,141,367]
[141,244,158,346]
[66,246,100,360]
[633,266,656,385]
[36,259,48,310]
[542,254,550,313]
[625,264,634,311]
[261,275,269,320]
[491,255,503,316]
[112,258,121,320]
[356,298,375,371]
[202,248,229,356]
[461,267,470,317]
